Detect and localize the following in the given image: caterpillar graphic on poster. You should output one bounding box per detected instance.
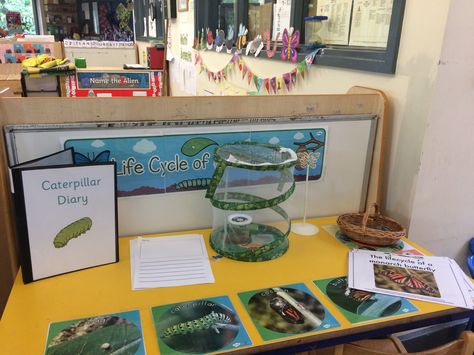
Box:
[53,217,93,248]
[160,311,232,338]
[175,178,211,190]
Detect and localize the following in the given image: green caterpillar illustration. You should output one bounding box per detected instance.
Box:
[160,311,231,338]
[176,178,211,190]
[53,217,93,248]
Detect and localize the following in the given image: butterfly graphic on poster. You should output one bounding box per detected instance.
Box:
[281,28,300,62]
[379,270,438,296]
[73,150,111,165]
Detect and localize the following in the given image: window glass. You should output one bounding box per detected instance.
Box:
[0,0,37,34]
[248,0,272,39]
[218,0,235,31]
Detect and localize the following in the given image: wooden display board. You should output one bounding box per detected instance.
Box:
[0,87,387,316]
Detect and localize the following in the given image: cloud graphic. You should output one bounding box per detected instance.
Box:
[294,132,304,140]
[133,139,157,154]
[91,139,105,148]
[269,137,280,144]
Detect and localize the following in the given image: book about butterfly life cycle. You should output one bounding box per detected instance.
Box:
[348,249,473,309]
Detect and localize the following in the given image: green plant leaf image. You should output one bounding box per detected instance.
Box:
[181,138,217,157]
[247,287,325,334]
[53,217,92,248]
[154,300,241,354]
[45,315,143,355]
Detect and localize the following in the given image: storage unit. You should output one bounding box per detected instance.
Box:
[42,0,79,40]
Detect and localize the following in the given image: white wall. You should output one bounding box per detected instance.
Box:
[168,2,451,240]
[409,0,474,267]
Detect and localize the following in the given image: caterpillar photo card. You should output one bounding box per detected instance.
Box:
[151,295,252,354]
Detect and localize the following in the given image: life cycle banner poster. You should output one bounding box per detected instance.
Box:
[44,310,145,355]
[238,283,340,341]
[151,296,252,354]
[65,128,326,197]
[314,276,418,324]
[13,162,117,282]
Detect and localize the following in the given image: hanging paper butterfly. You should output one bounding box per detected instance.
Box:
[236,23,248,53]
[281,28,300,62]
[74,150,111,165]
[215,29,225,52]
[379,270,438,296]
[225,25,234,53]
[206,28,214,50]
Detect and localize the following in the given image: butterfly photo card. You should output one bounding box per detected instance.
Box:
[10,147,118,283]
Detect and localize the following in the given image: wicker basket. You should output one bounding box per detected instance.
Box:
[336,203,406,246]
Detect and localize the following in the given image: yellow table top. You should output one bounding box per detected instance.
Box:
[0,217,463,354]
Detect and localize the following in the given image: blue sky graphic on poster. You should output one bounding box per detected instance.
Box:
[64,128,326,197]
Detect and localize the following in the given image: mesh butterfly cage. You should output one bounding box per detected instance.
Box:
[205,142,297,262]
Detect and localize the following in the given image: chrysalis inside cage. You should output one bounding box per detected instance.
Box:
[205,142,297,262]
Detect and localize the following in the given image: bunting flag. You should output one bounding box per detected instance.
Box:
[282,73,291,91]
[257,78,263,92]
[270,77,277,94]
[194,48,323,94]
[264,78,270,94]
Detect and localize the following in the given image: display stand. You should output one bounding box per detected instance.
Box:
[292,165,320,236]
[0,87,388,317]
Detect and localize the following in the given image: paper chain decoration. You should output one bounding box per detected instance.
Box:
[194,49,322,94]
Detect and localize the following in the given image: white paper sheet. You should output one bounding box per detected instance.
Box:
[130,234,214,290]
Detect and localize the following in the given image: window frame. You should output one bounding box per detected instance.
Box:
[194,0,406,74]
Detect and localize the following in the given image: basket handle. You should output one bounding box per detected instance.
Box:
[362,203,379,233]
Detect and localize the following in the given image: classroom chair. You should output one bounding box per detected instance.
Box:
[297,330,474,355]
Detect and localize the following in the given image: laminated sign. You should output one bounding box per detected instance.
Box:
[10,148,118,283]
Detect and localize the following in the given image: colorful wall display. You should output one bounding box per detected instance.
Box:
[151,296,252,354]
[0,43,55,63]
[238,283,340,341]
[44,310,145,355]
[314,277,418,324]
[64,70,163,97]
[64,128,326,197]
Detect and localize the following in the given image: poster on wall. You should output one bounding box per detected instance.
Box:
[98,0,134,40]
[313,276,418,324]
[238,283,340,341]
[151,296,252,354]
[44,310,145,354]
[65,71,163,97]
[0,43,53,63]
[64,128,327,197]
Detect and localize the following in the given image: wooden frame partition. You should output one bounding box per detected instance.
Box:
[0,87,387,316]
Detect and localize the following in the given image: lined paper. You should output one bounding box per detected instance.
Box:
[130,234,215,290]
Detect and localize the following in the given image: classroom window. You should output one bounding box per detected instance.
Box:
[0,0,38,34]
[79,0,134,40]
[194,0,406,74]
[134,0,165,41]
